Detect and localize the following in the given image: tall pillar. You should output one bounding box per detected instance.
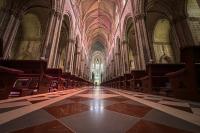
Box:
[0,8,11,38]
[45,10,63,68]
[75,50,81,76]
[122,41,130,74]
[115,52,119,77]
[134,13,151,69]
[3,11,21,59]
[65,39,75,73]
[120,42,125,75]
[70,43,75,74]
[41,9,56,59]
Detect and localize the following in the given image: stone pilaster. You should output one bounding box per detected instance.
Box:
[134,13,151,69]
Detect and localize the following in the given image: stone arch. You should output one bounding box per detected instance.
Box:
[145,1,181,63]
[10,6,49,60]
[123,15,139,70]
[11,13,42,60]
[57,14,71,71]
[153,19,175,63]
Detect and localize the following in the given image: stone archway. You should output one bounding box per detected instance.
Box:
[11,13,42,60]
[125,17,138,70]
[56,15,71,71]
[153,19,175,63]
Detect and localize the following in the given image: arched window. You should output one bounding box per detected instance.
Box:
[153,19,175,63]
[187,0,200,45]
[91,52,104,85]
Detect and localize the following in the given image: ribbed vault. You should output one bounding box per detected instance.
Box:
[73,0,123,52]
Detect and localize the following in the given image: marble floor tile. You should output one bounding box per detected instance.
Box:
[105,96,130,102]
[106,103,152,117]
[191,108,200,116]
[68,96,93,102]
[126,120,192,133]
[77,94,119,99]
[44,103,90,118]
[0,101,32,109]
[1,87,200,133]
[144,109,200,133]
[158,101,190,107]
[0,109,55,133]
[60,109,139,133]
[12,120,73,133]
[163,104,193,113]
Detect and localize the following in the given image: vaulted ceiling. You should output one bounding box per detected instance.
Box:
[74,0,123,51]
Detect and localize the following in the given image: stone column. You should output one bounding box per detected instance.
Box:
[75,50,81,76]
[120,42,125,76]
[134,13,151,69]
[70,43,75,74]
[65,39,75,72]
[3,11,21,59]
[111,59,114,78]
[0,8,11,38]
[122,41,130,74]
[46,10,63,68]
[115,52,119,77]
[41,9,56,59]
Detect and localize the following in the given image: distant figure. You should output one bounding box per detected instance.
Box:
[0,38,3,58]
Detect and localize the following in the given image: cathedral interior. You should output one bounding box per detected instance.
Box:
[0,0,200,132]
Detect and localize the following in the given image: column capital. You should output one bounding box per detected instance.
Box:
[134,13,145,21]
[50,9,62,18]
[9,9,22,19]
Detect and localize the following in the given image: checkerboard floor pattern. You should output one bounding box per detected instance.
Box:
[0,87,200,133]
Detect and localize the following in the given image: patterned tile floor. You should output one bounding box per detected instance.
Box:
[0,86,200,133]
[114,89,200,116]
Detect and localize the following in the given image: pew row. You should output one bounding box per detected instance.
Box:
[140,63,185,95]
[0,60,93,99]
[0,66,24,99]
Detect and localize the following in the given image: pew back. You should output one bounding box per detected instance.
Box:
[0,60,47,74]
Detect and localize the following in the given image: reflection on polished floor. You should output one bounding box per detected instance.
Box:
[0,87,200,133]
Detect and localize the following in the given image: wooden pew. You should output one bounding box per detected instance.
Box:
[62,72,71,89]
[167,63,200,101]
[43,68,63,92]
[0,66,24,99]
[128,70,146,91]
[166,46,200,101]
[0,60,48,95]
[123,73,133,90]
[140,63,185,95]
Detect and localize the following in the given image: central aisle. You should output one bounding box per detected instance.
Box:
[0,87,200,133]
